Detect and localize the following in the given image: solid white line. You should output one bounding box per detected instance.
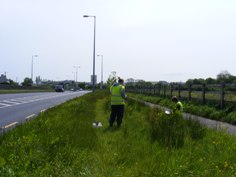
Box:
[10,99,28,103]
[25,114,35,120]
[0,102,10,106]
[3,122,18,129]
[40,109,46,113]
[1,100,20,104]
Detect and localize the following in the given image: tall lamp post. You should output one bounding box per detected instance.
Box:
[83,15,96,92]
[31,55,38,83]
[72,72,76,82]
[73,66,80,89]
[97,55,103,89]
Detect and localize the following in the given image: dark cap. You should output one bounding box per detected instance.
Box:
[118,77,124,83]
[172,96,178,102]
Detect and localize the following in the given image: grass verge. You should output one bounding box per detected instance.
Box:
[0,90,235,176]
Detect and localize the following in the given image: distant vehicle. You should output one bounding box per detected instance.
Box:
[70,88,76,91]
[79,88,83,91]
[55,85,64,92]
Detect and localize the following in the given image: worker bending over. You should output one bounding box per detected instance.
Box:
[171,96,183,112]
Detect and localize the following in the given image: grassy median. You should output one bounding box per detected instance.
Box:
[0,90,235,176]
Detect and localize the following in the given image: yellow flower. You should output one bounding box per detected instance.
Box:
[224,161,229,168]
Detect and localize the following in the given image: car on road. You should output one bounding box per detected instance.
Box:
[55,85,64,92]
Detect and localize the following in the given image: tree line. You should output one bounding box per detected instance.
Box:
[125,70,236,87]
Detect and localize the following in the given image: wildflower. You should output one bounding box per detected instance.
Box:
[224,161,229,168]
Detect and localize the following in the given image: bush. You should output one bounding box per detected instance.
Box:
[209,111,225,121]
[224,112,236,125]
[186,118,206,140]
[149,108,186,148]
[198,106,215,118]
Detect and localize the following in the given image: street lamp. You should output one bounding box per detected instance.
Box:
[73,66,80,89]
[31,55,38,82]
[83,15,96,92]
[72,72,76,82]
[97,55,103,89]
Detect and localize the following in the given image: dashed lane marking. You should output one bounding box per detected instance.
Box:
[3,122,18,129]
[40,109,46,113]
[25,114,35,121]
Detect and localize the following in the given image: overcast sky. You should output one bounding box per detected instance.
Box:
[1,0,236,83]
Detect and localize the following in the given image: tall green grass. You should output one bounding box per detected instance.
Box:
[0,91,235,176]
[128,93,236,125]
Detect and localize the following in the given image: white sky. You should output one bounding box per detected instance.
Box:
[1,0,236,83]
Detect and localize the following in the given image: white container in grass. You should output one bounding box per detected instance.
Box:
[92,121,102,128]
[165,110,170,115]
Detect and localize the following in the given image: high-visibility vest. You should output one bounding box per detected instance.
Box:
[110,84,125,105]
[177,101,183,112]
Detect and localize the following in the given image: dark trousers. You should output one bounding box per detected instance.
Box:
[109,105,124,127]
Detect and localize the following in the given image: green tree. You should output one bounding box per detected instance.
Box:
[186,79,194,85]
[9,79,18,86]
[22,77,33,86]
[106,71,117,88]
[192,78,205,85]
[217,70,232,84]
[78,82,86,89]
[205,77,216,85]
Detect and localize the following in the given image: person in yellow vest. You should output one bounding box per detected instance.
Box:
[109,77,127,127]
[171,96,183,112]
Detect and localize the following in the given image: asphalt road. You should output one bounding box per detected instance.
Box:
[0,91,90,131]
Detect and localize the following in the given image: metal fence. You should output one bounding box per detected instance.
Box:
[126,83,236,109]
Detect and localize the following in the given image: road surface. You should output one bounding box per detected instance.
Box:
[0,91,90,131]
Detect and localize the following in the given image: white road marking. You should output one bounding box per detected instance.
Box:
[0,102,10,106]
[0,103,10,108]
[0,92,81,109]
[1,100,20,104]
[3,121,18,129]
[25,114,35,121]
[40,109,46,113]
[9,99,28,103]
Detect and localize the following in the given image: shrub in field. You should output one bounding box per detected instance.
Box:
[149,108,186,148]
[224,112,236,125]
[209,110,226,121]
[198,106,216,118]
[159,99,173,108]
[185,105,215,118]
[148,97,161,104]
[185,118,206,140]
[149,107,207,148]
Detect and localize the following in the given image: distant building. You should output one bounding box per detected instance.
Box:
[0,74,7,83]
